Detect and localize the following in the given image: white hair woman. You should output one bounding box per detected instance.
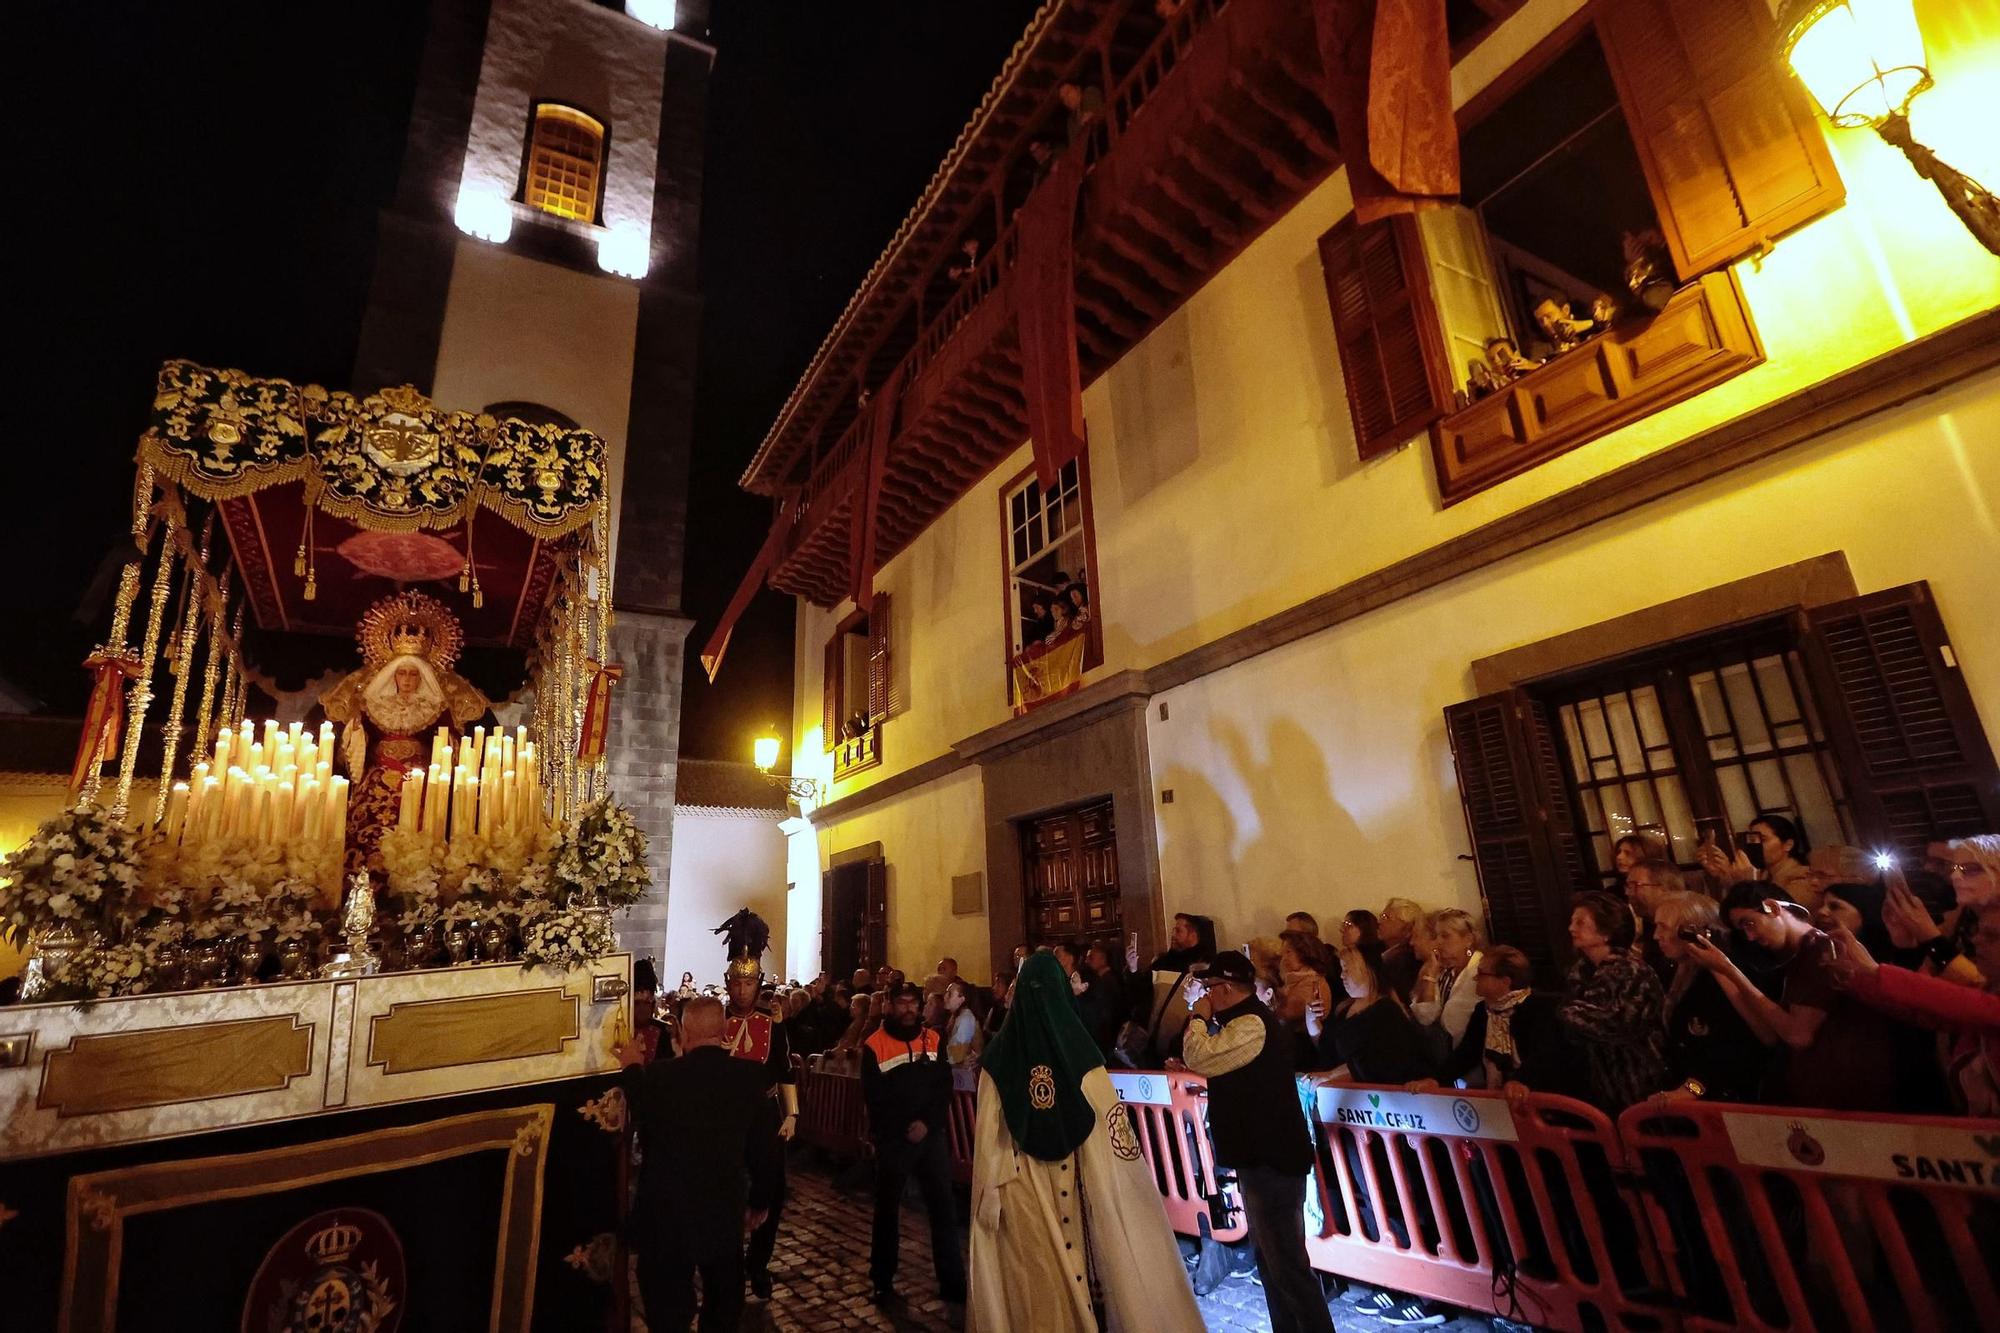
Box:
[1651,892,1764,1103]
[1410,908,1484,1045]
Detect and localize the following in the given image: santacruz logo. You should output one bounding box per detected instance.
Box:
[1028,1064,1057,1110]
[1331,1091,1428,1132]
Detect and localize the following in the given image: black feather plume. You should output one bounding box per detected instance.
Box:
[713,908,770,963]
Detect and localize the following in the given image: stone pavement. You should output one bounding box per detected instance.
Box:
[631,1154,1498,1332]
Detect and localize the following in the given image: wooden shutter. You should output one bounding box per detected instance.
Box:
[1800,582,2000,858]
[861,860,888,973]
[1598,0,1844,280]
[866,592,891,723]
[1317,214,1453,461]
[1444,689,1591,985]
[822,637,839,752]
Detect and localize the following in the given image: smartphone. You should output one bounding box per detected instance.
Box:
[1737,830,1767,870]
[1677,925,1718,944]
[1693,816,1730,850]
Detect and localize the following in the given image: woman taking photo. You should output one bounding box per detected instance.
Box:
[1651,892,1763,1103]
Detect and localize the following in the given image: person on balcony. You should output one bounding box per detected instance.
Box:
[969,952,1202,1332]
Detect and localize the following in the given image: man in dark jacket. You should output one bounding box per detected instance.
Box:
[860,983,966,1307]
[616,995,777,1333]
[1125,912,1218,1064]
[1178,951,1334,1333]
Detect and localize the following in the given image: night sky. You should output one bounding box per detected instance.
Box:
[5,0,1039,763]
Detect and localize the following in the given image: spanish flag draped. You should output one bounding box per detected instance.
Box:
[1011,635,1087,717]
[70,652,143,797]
[576,661,624,763]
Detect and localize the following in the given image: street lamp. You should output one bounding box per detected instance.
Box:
[753,730,819,806]
[1777,0,2000,254]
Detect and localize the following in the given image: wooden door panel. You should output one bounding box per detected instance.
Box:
[1021,800,1122,953]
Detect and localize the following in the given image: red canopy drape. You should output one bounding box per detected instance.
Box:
[1316,0,1458,222]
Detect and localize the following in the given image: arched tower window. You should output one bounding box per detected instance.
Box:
[523,103,605,222]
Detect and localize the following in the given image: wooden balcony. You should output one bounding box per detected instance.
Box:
[764,0,1517,606]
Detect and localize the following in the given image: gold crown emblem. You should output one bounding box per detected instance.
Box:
[389,619,433,656]
[305,1217,363,1266]
[375,384,431,416]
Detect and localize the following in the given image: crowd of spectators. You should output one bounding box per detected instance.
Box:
[621,828,1999,1330]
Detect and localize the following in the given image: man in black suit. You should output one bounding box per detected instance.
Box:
[616,995,776,1333]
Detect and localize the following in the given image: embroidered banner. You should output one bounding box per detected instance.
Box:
[1014,152,1087,488]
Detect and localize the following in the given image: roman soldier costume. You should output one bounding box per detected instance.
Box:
[715,909,797,1300]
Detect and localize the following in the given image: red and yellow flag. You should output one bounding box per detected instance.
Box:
[70,652,143,797]
[577,660,625,763]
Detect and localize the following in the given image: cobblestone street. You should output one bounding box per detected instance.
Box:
[631,1155,1494,1332]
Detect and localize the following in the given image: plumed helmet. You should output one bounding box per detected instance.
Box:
[714,908,770,983]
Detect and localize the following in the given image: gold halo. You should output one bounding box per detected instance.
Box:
[357,590,464,670]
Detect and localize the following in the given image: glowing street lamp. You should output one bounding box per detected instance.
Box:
[1777,0,2000,254]
[753,730,817,806]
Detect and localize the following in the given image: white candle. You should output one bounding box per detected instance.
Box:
[163,782,189,843]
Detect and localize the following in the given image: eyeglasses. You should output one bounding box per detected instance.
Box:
[1950,862,1990,877]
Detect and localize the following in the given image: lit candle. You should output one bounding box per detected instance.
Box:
[328,776,349,852]
[301,776,322,845]
[163,782,189,843]
[272,783,293,849]
[262,719,279,755]
[194,775,221,848]
[288,720,303,750]
[221,766,246,838]
[214,730,232,775]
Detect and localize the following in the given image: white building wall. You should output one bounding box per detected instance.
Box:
[662,807,787,984]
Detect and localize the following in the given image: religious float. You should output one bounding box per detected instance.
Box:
[0,361,646,1332]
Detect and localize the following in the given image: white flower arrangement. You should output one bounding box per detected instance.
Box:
[519,904,616,972]
[0,804,143,947]
[44,938,157,1001]
[551,798,651,908]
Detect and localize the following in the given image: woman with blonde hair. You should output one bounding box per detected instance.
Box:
[1410,908,1484,1045]
[1376,896,1425,1001]
[1874,833,1998,986]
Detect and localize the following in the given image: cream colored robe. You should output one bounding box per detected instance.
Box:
[967,1066,1204,1333]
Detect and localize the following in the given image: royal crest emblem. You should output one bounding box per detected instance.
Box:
[1028,1064,1058,1110]
[1105,1102,1142,1160]
[242,1207,405,1333]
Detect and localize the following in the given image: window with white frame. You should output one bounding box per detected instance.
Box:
[1003,458,1095,659]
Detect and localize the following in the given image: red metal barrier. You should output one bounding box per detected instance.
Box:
[1619,1099,2000,1333]
[796,1060,869,1158]
[1108,1069,1247,1244]
[1303,1081,1671,1331]
[794,1059,979,1183]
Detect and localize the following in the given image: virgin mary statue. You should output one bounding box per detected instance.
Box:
[969,952,1204,1332]
[319,591,489,871]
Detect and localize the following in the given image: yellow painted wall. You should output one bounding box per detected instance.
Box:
[1146,370,2000,940]
[0,785,84,980]
[787,0,2000,956]
[813,766,992,984]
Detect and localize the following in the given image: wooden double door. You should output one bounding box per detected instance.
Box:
[1022,798,1123,953]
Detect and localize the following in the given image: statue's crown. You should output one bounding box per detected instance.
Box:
[305,1218,363,1266]
[389,619,432,656]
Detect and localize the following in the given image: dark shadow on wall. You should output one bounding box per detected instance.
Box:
[1155,716,1376,945]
